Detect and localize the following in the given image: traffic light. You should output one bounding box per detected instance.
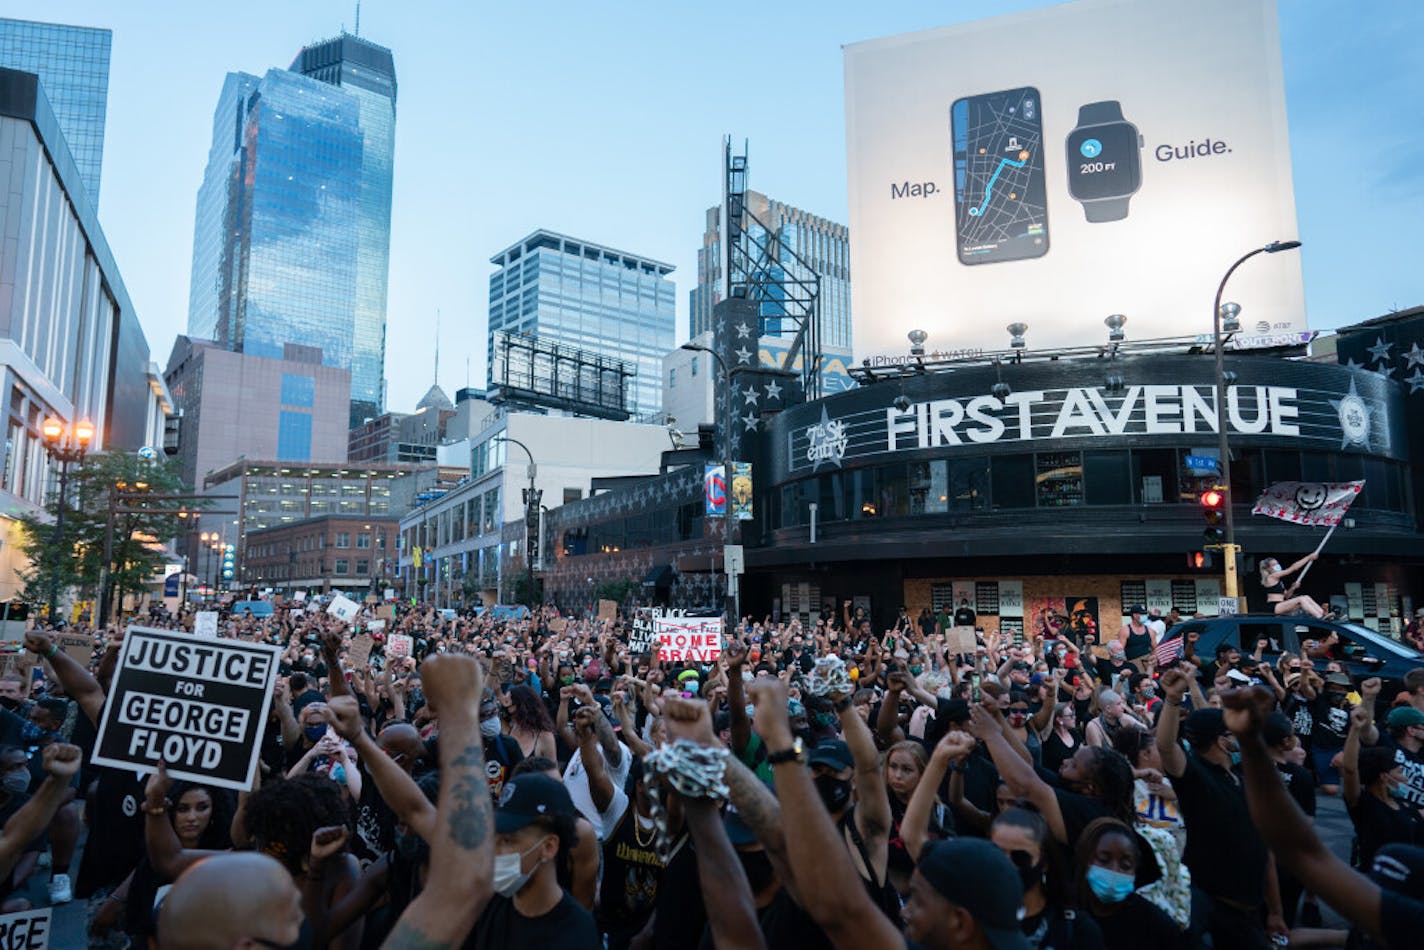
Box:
[1187,550,1214,569]
[1201,487,1226,544]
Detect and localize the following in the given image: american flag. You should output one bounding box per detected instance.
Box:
[1154,634,1183,666]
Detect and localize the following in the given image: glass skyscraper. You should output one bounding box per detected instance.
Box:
[186,34,395,427]
[0,17,111,203]
[489,231,675,417]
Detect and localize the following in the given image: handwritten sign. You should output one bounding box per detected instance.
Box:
[945,626,978,655]
[55,633,95,667]
[193,611,219,638]
[346,634,374,670]
[327,594,360,624]
[597,599,617,622]
[655,617,723,663]
[387,634,413,659]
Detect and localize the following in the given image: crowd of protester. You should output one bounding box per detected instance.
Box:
[0,594,1421,948]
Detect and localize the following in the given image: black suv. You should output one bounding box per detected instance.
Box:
[1166,614,1422,684]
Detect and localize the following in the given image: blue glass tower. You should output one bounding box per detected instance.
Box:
[186,34,395,427]
[0,17,111,203]
[489,231,676,417]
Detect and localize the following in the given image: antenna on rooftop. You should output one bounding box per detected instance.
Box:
[355,0,361,36]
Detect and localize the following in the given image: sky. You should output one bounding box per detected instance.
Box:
[7,0,1423,413]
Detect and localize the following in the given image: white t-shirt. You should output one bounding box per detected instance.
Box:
[563,741,632,839]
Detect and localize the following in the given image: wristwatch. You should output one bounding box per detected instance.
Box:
[1065,101,1143,222]
[766,737,806,766]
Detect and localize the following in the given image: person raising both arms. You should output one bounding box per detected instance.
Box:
[1259,554,1330,619]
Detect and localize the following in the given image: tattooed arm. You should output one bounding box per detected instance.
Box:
[383,656,493,949]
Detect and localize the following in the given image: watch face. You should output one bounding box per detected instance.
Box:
[1066,122,1141,201]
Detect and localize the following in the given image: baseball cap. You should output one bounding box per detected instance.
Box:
[917,839,1029,949]
[1262,711,1293,748]
[1129,604,1146,615]
[494,774,576,833]
[1387,706,1424,730]
[1325,672,1352,688]
[808,739,854,772]
[1370,844,1424,902]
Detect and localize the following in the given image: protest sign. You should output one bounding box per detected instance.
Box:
[629,609,655,654]
[231,600,273,618]
[387,634,413,659]
[0,650,36,683]
[548,618,568,634]
[364,595,378,604]
[346,634,374,670]
[0,907,51,947]
[945,626,978,655]
[327,594,360,624]
[655,616,723,663]
[376,605,395,620]
[91,626,280,792]
[193,611,219,638]
[597,599,617,622]
[383,588,397,601]
[366,619,386,632]
[55,633,94,667]
[293,591,307,603]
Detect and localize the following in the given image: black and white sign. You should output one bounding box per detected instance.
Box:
[0,907,51,948]
[92,626,280,792]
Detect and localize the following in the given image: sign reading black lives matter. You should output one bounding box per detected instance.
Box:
[92,626,280,792]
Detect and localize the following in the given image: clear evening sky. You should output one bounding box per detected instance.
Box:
[9,0,1422,413]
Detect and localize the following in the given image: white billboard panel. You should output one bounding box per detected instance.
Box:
[844,0,1304,366]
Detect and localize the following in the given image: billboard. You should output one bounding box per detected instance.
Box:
[844,0,1304,366]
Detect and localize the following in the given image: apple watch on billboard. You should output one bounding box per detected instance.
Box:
[1065,101,1144,223]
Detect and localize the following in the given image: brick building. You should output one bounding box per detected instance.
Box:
[243,514,400,593]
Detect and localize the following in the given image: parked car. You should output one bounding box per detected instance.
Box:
[1164,613,1423,684]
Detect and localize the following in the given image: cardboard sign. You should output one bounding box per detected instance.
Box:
[293,591,307,603]
[0,907,52,948]
[387,634,413,659]
[376,605,396,620]
[55,633,95,667]
[945,626,978,655]
[346,634,374,670]
[91,626,280,792]
[1218,597,1241,617]
[0,650,36,684]
[366,619,386,632]
[327,594,360,624]
[364,595,378,604]
[597,599,617,622]
[194,611,219,639]
[548,618,568,634]
[655,617,722,663]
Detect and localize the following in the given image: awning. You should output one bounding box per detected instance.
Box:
[641,564,674,588]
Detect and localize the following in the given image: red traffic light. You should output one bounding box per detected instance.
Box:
[1199,489,1225,508]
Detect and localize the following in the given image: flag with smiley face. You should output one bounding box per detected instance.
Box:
[1251,481,1365,527]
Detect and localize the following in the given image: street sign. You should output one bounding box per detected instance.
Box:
[1185,455,1220,471]
[1218,597,1240,616]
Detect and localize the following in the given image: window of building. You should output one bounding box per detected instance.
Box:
[1036,452,1084,507]
[356,533,371,548]
[335,532,350,548]
[334,559,349,575]
[947,458,989,512]
[276,411,312,462]
[991,455,1035,510]
[356,559,369,575]
[1084,451,1131,506]
[1133,449,1178,504]
[280,374,315,407]
[669,368,676,388]
[690,357,698,377]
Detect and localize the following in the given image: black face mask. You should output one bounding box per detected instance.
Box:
[0,697,18,711]
[814,774,853,814]
[1008,849,1044,891]
[738,848,776,894]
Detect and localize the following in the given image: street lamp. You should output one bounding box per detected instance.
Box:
[493,435,540,608]
[39,416,95,622]
[681,342,737,628]
[1211,239,1302,607]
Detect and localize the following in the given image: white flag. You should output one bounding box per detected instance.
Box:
[1252,481,1364,527]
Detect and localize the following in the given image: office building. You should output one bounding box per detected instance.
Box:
[186,34,396,428]
[0,17,110,202]
[0,68,167,596]
[488,230,675,417]
[243,513,401,593]
[691,192,854,391]
[661,332,716,429]
[164,336,353,492]
[348,384,456,464]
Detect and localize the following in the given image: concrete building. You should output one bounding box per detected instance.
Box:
[0,67,166,597]
[488,230,674,417]
[661,332,716,430]
[397,411,673,605]
[243,513,401,593]
[164,336,352,492]
[348,384,457,464]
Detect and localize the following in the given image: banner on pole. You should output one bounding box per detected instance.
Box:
[1252,481,1364,527]
[656,616,723,664]
[91,627,280,792]
[704,464,726,517]
[731,462,753,521]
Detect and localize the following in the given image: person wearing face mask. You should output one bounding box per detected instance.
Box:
[994,807,1106,949]
[0,676,31,719]
[1343,704,1424,870]
[1075,818,1181,949]
[1157,669,1283,948]
[466,773,599,948]
[479,691,524,800]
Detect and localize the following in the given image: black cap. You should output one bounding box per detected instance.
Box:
[723,800,758,847]
[1129,604,1146,615]
[1262,711,1293,748]
[1371,844,1424,901]
[1184,708,1228,744]
[917,839,1029,949]
[494,774,575,833]
[808,739,854,772]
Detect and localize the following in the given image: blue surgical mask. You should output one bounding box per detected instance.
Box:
[1086,865,1135,904]
[1229,751,1242,767]
[1388,781,1412,802]
[304,725,328,744]
[20,721,53,745]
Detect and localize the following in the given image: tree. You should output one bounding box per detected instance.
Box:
[16,452,201,619]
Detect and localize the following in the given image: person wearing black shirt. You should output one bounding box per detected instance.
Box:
[1263,711,1315,926]
[1381,705,1424,809]
[1343,704,1424,871]
[953,599,977,630]
[1157,669,1280,948]
[1076,817,1179,949]
[467,773,599,949]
